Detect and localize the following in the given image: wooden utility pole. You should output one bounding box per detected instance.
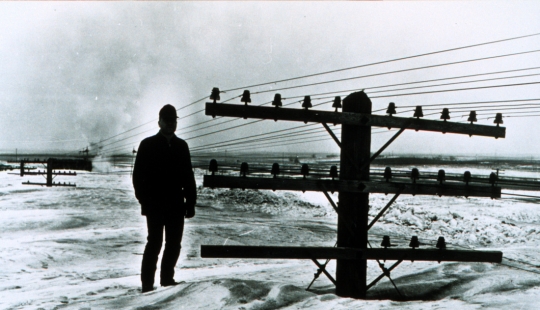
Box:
[200,89,506,299]
[16,158,78,187]
[336,91,371,297]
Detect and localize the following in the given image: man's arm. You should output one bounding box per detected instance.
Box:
[183,142,197,218]
[133,140,151,206]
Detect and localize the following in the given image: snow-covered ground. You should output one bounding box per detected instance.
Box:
[1,164,540,309]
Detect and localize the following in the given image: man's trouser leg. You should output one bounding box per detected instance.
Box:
[160,212,185,285]
[141,214,164,287]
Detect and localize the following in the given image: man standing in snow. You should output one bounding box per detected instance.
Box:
[132,104,197,293]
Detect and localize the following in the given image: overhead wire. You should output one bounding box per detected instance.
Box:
[374,98,540,113]
[205,127,399,153]
[84,36,540,157]
[370,81,540,99]
[65,32,540,158]
[249,49,540,95]
[190,123,320,151]
[191,126,332,153]
[63,95,208,157]
[107,78,540,155]
[274,66,540,105]
[95,95,243,156]
[366,72,540,96]
[222,31,540,93]
[99,68,538,155]
[98,96,301,156]
[423,105,540,118]
[86,56,540,156]
[184,99,332,144]
[192,127,398,154]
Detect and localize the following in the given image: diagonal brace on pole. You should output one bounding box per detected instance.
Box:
[306,242,337,290]
[322,122,341,148]
[321,188,357,238]
[366,259,404,291]
[367,240,404,298]
[321,122,360,173]
[322,189,339,213]
[360,127,406,172]
[367,188,403,231]
[311,258,337,286]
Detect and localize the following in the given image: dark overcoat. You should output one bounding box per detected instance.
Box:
[132,132,197,216]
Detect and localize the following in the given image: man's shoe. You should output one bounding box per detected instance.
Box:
[142,285,155,293]
[161,279,182,287]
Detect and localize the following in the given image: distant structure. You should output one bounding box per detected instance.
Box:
[14,158,92,187]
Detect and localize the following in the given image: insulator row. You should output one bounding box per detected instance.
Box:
[380,235,446,250]
[209,161,501,186]
[386,102,503,124]
[382,167,499,186]
[207,159,339,180]
[209,89,505,124]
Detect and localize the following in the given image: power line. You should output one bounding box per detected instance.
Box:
[370,80,540,99]
[190,124,319,151]
[196,127,397,154]
[420,103,540,112]
[191,126,396,154]
[64,95,209,156]
[251,65,540,108]
[249,49,540,95]
[222,32,540,93]
[503,114,540,118]
[377,98,540,112]
[80,61,540,156]
[67,33,540,156]
[88,59,540,156]
[367,72,540,96]
[98,96,293,155]
[424,106,540,118]
[90,95,242,154]
[191,126,328,153]
[183,99,332,143]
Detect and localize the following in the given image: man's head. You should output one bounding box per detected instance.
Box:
[158,104,178,135]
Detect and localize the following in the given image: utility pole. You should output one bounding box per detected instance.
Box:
[336,91,371,297]
[200,89,505,298]
[16,158,81,187]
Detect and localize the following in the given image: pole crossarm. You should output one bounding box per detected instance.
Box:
[201,245,362,260]
[203,175,501,198]
[363,248,502,263]
[200,245,502,263]
[20,171,77,176]
[205,103,506,138]
[22,181,76,187]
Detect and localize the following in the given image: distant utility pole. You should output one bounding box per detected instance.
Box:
[18,158,77,187]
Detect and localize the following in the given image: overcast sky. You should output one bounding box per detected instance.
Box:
[1,2,540,157]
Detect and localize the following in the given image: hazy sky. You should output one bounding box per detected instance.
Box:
[1,2,540,157]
